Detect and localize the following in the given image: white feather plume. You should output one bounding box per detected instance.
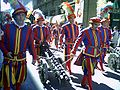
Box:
[32,8,45,20]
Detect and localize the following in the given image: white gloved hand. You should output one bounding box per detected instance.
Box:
[7,52,13,58]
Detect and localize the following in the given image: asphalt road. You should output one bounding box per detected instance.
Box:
[20,50,120,90]
[0,49,120,90]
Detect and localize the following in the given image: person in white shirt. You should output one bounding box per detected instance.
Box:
[111,26,120,48]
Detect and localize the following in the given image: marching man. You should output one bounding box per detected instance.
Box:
[71,17,101,90]
[97,18,112,71]
[32,9,50,56]
[59,2,79,74]
[0,1,38,90]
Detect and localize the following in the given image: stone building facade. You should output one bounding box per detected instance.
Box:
[33,0,74,16]
[83,0,97,26]
[33,0,98,26]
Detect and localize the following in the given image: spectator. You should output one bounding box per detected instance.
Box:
[111,26,120,48]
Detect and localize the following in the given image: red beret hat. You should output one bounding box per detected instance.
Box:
[100,18,109,23]
[12,7,27,17]
[67,14,76,20]
[89,17,101,23]
[12,1,27,17]
[5,14,12,21]
[37,16,45,21]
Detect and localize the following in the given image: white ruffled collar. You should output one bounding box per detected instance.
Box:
[13,20,26,28]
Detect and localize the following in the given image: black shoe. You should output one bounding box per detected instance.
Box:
[104,62,108,64]
[81,84,89,89]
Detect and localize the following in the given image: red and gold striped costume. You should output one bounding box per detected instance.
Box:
[60,22,79,74]
[33,25,50,56]
[0,23,37,89]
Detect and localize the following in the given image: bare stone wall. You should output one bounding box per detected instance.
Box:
[83,0,97,27]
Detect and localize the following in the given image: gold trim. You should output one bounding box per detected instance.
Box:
[4,57,26,61]
[65,42,74,45]
[14,9,26,14]
[83,52,100,57]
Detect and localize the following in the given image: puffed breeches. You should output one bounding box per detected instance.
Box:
[82,56,99,75]
[0,60,27,88]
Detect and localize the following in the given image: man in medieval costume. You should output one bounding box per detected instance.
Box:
[59,2,79,75]
[71,17,101,90]
[0,1,38,90]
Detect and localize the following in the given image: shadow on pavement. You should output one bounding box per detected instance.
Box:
[20,69,118,90]
[71,72,114,90]
[92,81,114,90]
[102,71,120,80]
[21,69,42,90]
[70,72,83,89]
[116,70,120,74]
[43,72,75,90]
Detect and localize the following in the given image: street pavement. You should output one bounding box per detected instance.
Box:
[0,47,120,90]
[20,49,120,90]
